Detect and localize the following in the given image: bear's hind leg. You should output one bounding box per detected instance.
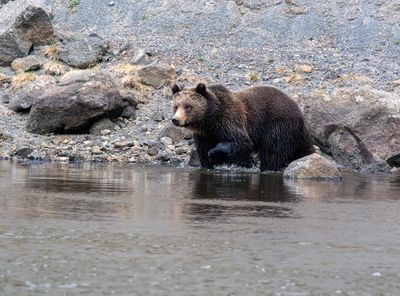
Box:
[259,120,298,171]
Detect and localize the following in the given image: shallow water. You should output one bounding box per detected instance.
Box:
[0,161,399,295]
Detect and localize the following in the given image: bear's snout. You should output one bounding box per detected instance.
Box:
[171,118,180,126]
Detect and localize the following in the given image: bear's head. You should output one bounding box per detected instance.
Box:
[170,83,209,129]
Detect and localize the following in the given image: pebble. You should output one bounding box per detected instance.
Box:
[57,157,70,162]
[296,64,314,73]
[147,146,158,156]
[100,129,111,136]
[166,145,175,151]
[114,141,133,149]
[273,78,280,84]
[372,272,382,277]
[132,146,141,153]
[107,155,121,161]
[91,146,103,154]
[157,152,170,162]
[160,136,173,146]
[175,147,188,155]
[151,112,164,122]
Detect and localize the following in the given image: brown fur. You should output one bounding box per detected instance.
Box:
[171,83,314,171]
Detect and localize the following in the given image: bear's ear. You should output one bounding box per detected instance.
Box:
[195,83,207,96]
[171,84,181,94]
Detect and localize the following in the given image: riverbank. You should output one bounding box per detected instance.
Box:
[1,0,399,174]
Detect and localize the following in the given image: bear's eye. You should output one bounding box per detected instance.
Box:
[173,106,177,112]
[184,105,192,113]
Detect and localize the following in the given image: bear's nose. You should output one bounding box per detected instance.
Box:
[171,118,179,126]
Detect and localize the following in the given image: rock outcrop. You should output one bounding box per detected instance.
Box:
[27,70,123,134]
[59,34,108,69]
[303,87,400,169]
[0,0,55,66]
[283,153,342,180]
[11,55,45,72]
[9,75,57,112]
[138,63,176,89]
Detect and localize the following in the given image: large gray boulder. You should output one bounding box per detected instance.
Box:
[59,34,108,69]
[27,71,124,134]
[303,87,400,169]
[0,0,55,66]
[9,75,57,112]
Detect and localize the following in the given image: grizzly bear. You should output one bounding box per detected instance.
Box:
[171,83,314,171]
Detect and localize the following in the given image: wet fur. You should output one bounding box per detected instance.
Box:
[172,84,315,171]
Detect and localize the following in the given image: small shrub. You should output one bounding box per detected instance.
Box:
[140,12,148,21]
[114,63,140,75]
[121,75,152,103]
[11,72,36,90]
[283,72,306,85]
[336,73,373,84]
[44,61,66,76]
[68,0,80,9]
[42,44,61,61]
[247,72,260,82]
[276,66,307,85]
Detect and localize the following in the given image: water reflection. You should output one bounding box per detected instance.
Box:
[182,203,298,222]
[1,161,400,295]
[0,161,399,223]
[284,173,400,202]
[184,171,301,221]
[189,171,301,202]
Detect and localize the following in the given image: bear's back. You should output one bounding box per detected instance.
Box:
[235,86,303,119]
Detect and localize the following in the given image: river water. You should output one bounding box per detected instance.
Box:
[0,161,399,295]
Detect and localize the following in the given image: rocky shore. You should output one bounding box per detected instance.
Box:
[1,0,399,176]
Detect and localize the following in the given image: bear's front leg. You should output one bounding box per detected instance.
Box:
[207,142,233,165]
[194,135,216,169]
[208,141,254,168]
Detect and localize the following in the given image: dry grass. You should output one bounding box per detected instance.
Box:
[114,63,140,75]
[283,72,306,85]
[121,75,152,103]
[44,61,66,76]
[116,63,152,102]
[11,72,36,90]
[175,68,211,85]
[42,44,61,61]
[277,66,307,85]
[336,74,374,84]
[247,72,260,82]
[121,74,140,88]
[283,6,308,16]
[295,64,314,74]
[114,63,150,92]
